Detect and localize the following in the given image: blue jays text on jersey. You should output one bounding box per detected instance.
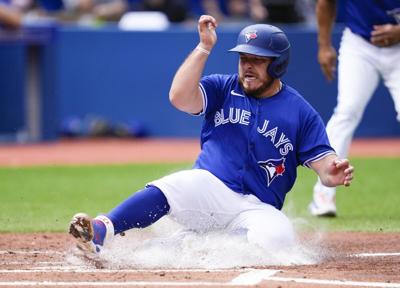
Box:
[214,107,294,156]
[193,74,335,210]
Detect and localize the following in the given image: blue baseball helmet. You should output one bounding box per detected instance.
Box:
[229,24,290,78]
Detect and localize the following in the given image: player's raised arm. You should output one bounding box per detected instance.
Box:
[169,15,218,114]
[310,154,354,187]
[316,0,337,81]
[0,5,22,29]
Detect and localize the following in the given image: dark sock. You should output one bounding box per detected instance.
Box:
[92,219,106,246]
[106,185,170,235]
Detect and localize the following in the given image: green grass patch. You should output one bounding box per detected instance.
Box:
[0,158,399,232]
[284,157,400,232]
[0,163,190,232]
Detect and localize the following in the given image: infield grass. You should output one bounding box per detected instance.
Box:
[0,158,399,232]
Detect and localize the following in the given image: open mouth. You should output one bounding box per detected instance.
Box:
[244,74,257,83]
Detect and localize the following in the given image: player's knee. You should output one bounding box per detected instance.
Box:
[247,218,295,251]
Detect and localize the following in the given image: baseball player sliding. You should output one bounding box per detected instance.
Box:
[69,15,354,254]
[309,0,400,217]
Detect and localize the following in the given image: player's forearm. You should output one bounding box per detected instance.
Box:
[169,46,210,114]
[311,153,354,187]
[318,172,337,187]
[311,154,339,187]
[316,0,336,47]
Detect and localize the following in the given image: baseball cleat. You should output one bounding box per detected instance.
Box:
[69,213,115,254]
[308,201,337,217]
[69,213,97,253]
[308,190,337,217]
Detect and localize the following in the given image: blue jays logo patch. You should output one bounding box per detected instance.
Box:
[258,157,286,186]
[245,31,257,43]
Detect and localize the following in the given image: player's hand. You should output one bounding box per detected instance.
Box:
[198,15,218,52]
[318,45,337,81]
[326,158,354,187]
[371,24,400,47]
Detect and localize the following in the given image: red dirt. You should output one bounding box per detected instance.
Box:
[0,137,398,167]
[0,138,200,167]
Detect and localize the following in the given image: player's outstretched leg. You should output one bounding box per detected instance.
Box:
[69,185,170,253]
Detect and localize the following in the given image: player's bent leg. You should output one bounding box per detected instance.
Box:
[228,205,296,251]
[150,169,246,232]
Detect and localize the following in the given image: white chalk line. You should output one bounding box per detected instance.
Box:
[0,269,279,286]
[231,269,278,285]
[266,276,400,288]
[1,266,400,287]
[1,272,400,287]
[0,267,255,273]
[354,252,400,257]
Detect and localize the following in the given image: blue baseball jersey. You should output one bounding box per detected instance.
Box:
[193,74,334,210]
[342,0,400,40]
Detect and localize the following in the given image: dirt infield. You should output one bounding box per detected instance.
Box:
[0,137,399,167]
[0,138,201,167]
[1,232,399,287]
[0,138,399,287]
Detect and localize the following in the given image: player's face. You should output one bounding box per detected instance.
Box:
[238,53,274,98]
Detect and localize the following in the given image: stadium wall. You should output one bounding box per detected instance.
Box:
[1,25,399,140]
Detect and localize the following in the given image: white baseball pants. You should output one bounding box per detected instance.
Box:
[150,169,295,251]
[314,28,400,200]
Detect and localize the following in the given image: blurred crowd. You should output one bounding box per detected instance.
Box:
[0,0,316,30]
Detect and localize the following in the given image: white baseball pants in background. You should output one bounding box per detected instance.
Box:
[313,28,400,201]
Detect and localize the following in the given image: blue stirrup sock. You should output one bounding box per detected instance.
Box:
[92,185,170,244]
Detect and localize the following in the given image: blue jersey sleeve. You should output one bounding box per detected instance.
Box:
[198,74,229,116]
[297,111,335,168]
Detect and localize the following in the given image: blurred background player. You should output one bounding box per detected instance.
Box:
[1,0,314,28]
[0,0,69,27]
[128,0,188,23]
[69,15,354,255]
[0,0,29,29]
[309,0,400,217]
[196,0,268,24]
[62,0,128,22]
[191,0,307,25]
